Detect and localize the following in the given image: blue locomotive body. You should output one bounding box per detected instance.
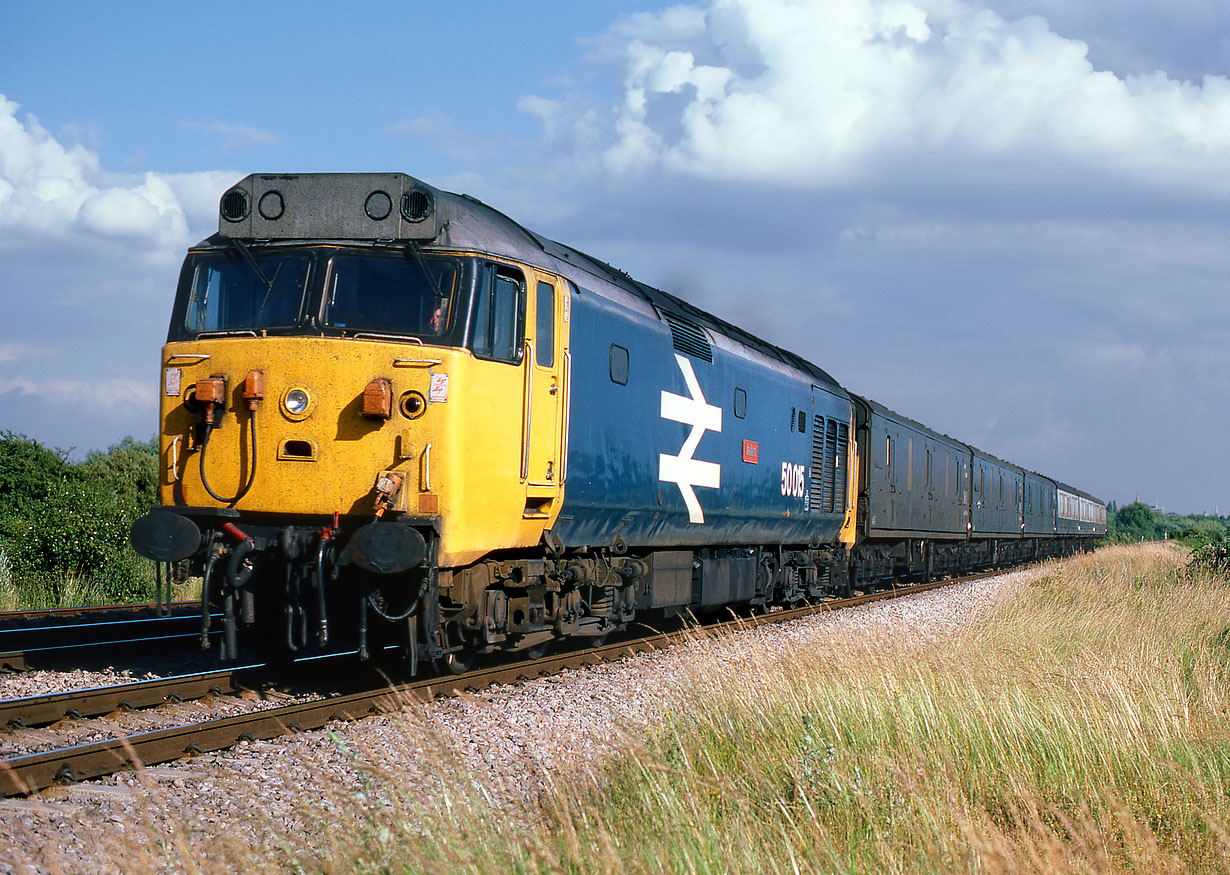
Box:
[551,279,853,553]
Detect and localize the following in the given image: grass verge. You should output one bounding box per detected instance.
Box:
[351,544,1230,873]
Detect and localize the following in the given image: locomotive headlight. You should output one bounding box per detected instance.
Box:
[286,389,309,413]
[281,386,314,420]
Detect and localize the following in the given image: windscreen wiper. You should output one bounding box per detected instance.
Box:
[408,240,445,309]
[224,235,283,308]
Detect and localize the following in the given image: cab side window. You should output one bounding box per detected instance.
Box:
[472,264,525,364]
[535,282,554,368]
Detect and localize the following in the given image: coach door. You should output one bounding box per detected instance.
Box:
[521,274,570,518]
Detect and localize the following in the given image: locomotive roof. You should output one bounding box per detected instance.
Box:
[203,172,846,395]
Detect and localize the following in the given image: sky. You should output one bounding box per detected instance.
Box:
[2,0,1228,514]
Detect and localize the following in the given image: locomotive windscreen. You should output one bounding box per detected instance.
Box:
[173,246,460,341]
[184,250,311,335]
[322,253,457,338]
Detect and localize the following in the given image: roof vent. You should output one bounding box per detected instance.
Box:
[665,316,712,362]
[401,189,433,222]
[220,188,249,223]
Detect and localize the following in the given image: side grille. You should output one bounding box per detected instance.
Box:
[833,420,848,513]
[810,416,825,512]
[666,317,712,362]
[812,417,849,514]
[823,420,838,512]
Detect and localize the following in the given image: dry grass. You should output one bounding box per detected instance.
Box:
[541,543,1230,875]
[3,543,1228,874]
[382,543,1230,874]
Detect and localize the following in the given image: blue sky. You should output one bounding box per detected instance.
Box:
[3,0,1229,514]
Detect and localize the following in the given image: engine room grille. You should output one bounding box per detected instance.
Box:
[665,317,713,362]
[811,416,849,514]
[810,416,825,512]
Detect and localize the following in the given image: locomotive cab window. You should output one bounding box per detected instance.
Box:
[323,252,458,338]
[535,282,555,368]
[175,245,464,342]
[184,250,311,335]
[471,264,526,364]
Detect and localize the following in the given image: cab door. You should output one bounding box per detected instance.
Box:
[522,273,569,518]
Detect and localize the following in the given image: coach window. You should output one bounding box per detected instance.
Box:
[734,387,747,419]
[535,282,555,368]
[472,264,525,364]
[610,344,629,385]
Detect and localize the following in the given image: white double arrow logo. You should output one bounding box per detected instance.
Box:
[659,354,722,524]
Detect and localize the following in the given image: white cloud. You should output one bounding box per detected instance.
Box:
[182,121,281,151]
[0,343,53,367]
[0,376,150,412]
[388,112,513,166]
[533,0,1230,193]
[0,95,231,253]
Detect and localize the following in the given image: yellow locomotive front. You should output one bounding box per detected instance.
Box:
[131,174,571,663]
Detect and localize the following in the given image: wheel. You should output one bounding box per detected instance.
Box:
[443,650,473,675]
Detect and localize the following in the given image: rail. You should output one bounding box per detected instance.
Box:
[0,572,987,796]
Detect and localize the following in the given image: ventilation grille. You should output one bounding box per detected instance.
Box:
[401,189,434,222]
[220,188,249,222]
[666,317,712,362]
[811,416,849,514]
[810,416,825,512]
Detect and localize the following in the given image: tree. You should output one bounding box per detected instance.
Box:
[0,433,159,602]
[1114,502,1158,542]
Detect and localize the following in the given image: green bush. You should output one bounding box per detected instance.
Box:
[1189,541,1230,577]
[0,433,158,605]
[1105,500,1230,548]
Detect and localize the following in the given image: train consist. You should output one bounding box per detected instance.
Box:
[130,173,1105,668]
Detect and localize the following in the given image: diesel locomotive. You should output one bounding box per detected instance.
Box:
[129,172,1105,669]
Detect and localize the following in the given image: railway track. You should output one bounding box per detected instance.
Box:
[0,600,201,625]
[0,571,989,797]
[0,665,265,729]
[0,604,215,672]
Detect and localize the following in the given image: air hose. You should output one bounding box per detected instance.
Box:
[199,408,258,505]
